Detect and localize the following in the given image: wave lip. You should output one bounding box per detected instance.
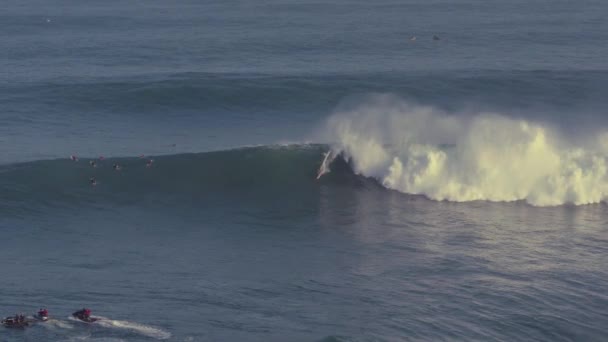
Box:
[326,96,608,206]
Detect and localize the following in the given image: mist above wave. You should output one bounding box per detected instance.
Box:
[326,95,608,206]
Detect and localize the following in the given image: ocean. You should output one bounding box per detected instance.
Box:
[1,0,608,341]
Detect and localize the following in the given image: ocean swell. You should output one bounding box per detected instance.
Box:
[326,95,608,206]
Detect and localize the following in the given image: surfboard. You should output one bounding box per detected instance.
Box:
[316,151,332,179]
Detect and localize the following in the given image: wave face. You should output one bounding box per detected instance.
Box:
[326,95,608,206]
[0,145,355,214]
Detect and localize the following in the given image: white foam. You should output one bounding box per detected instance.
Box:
[325,96,608,206]
[93,316,171,340]
[41,318,74,330]
[63,337,126,342]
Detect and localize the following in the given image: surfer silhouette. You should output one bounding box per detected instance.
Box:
[317,151,333,179]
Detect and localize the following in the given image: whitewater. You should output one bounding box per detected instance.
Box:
[325,96,608,206]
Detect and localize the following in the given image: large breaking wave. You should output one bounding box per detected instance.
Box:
[325,95,608,206]
[5,101,608,210]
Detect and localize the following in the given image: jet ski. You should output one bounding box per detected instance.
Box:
[72,315,99,323]
[72,308,99,323]
[34,309,49,322]
[1,316,30,328]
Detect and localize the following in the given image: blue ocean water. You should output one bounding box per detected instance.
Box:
[2,0,608,341]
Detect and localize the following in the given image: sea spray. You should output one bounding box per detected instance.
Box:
[326,96,608,206]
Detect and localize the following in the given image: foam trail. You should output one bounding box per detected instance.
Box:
[41,319,74,330]
[93,316,172,340]
[326,95,608,206]
[62,337,126,342]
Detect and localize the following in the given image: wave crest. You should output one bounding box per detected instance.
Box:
[327,96,608,206]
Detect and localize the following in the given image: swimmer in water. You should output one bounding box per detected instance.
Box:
[146,159,154,168]
[89,160,96,168]
[89,177,97,186]
[113,164,121,171]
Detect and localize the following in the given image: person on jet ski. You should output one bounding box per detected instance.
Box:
[38,308,49,319]
[2,314,29,327]
[73,308,92,320]
[10,314,25,323]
